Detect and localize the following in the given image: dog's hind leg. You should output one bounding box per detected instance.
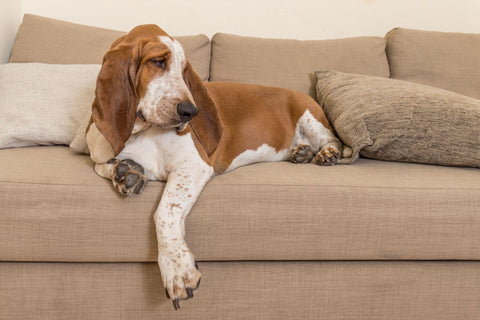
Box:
[289,109,345,166]
[290,144,315,163]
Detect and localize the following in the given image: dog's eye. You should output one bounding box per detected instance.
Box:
[151,58,167,70]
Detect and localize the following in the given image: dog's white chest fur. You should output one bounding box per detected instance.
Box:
[117,127,207,181]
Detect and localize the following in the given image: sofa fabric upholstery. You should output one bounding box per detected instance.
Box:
[386,27,480,99]
[9,14,124,65]
[210,33,390,97]
[2,261,480,320]
[8,14,212,81]
[1,146,479,262]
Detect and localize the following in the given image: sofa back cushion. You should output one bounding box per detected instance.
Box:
[210,33,390,97]
[386,28,480,100]
[9,14,211,81]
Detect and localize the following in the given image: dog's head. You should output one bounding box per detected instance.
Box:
[92,24,222,156]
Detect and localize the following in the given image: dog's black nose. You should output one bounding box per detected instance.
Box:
[177,101,198,121]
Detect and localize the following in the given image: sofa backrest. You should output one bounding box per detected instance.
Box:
[386,28,480,100]
[9,14,480,100]
[210,33,390,98]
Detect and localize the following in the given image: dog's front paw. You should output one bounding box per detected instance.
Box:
[311,145,341,166]
[108,159,148,196]
[158,248,201,310]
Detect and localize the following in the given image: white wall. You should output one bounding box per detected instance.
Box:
[1,0,480,63]
[0,0,22,63]
[20,0,480,38]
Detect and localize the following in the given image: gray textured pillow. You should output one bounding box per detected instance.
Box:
[315,70,480,167]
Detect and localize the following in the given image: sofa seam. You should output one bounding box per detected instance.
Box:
[0,180,479,191]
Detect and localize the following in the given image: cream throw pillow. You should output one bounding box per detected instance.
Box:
[315,70,480,167]
[0,63,100,149]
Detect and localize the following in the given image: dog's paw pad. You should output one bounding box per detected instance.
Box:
[112,159,147,196]
[311,145,341,166]
[290,144,314,164]
[161,253,202,310]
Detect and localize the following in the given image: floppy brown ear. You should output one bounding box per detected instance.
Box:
[91,42,140,156]
[184,62,224,156]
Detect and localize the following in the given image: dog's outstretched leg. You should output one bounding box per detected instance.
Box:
[154,165,213,309]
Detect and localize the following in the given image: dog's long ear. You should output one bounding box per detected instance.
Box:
[184,62,224,156]
[91,41,142,156]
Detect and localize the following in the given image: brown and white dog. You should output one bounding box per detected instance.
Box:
[86,25,350,309]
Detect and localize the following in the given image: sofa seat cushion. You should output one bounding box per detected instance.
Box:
[1,146,479,262]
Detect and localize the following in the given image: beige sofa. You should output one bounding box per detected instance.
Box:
[1,14,480,319]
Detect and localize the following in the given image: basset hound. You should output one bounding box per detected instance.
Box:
[86,24,350,309]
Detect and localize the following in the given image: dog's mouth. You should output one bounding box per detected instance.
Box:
[136,111,190,132]
[148,120,189,132]
[175,122,188,132]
